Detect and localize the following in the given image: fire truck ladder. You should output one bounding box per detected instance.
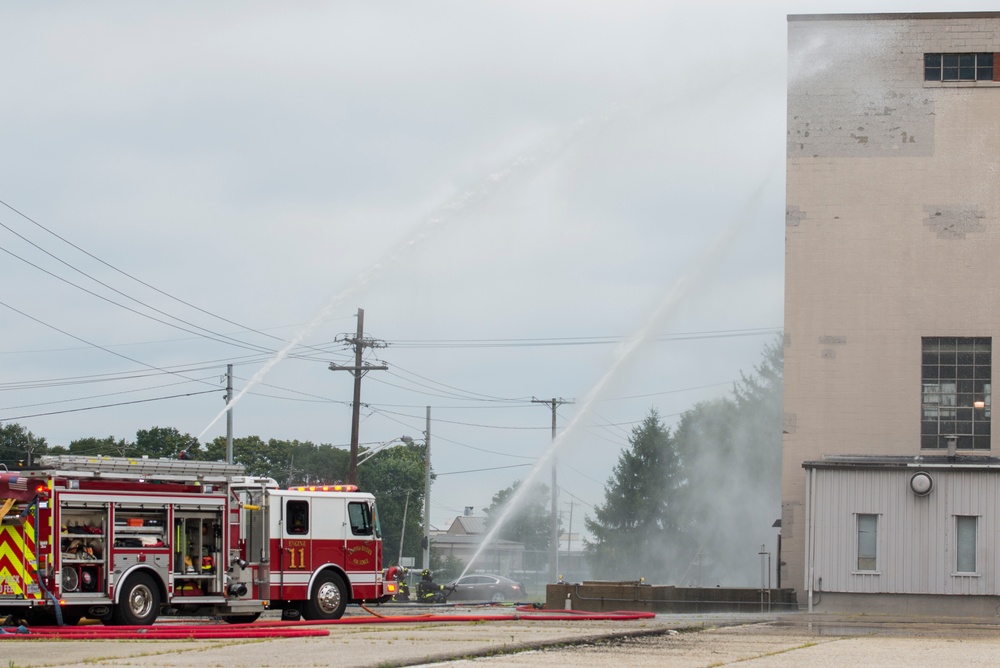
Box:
[36,454,245,483]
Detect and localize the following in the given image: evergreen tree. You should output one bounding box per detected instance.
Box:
[584,409,693,581]
[672,336,783,586]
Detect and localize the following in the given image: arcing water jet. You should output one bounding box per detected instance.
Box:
[460,173,775,580]
[196,117,607,442]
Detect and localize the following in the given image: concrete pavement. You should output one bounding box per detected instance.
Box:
[4,607,1000,667]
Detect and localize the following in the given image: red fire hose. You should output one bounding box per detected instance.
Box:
[0,608,655,640]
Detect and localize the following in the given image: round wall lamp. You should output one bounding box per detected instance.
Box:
[910,471,933,496]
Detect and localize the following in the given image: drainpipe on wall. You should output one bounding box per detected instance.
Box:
[806,466,815,613]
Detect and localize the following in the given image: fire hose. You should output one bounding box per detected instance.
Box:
[0,608,655,640]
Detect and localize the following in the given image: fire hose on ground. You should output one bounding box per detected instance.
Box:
[0,606,656,640]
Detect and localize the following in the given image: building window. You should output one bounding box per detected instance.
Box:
[857,513,878,572]
[956,515,978,574]
[924,53,994,81]
[921,337,991,450]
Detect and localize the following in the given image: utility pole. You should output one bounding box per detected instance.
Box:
[532,396,573,583]
[226,364,234,465]
[565,499,575,553]
[398,489,412,565]
[422,406,432,571]
[329,308,388,484]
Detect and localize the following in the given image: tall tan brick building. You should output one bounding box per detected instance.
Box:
[783,13,1000,614]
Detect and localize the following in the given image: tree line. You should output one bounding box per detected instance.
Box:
[2,336,782,585]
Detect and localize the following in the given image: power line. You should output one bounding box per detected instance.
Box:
[0,243,279,356]
[386,327,780,348]
[0,298,226,393]
[1,389,220,421]
[0,374,219,412]
[387,363,531,402]
[0,197,345,360]
[435,463,534,476]
[370,406,552,431]
[558,485,596,511]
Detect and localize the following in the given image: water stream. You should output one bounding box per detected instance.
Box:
[196,116,606,442]
[459,174,775,579]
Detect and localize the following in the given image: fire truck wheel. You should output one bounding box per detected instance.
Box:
[303,571,348,620]
[112,573,160,626]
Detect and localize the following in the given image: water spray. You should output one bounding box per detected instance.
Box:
[196,117,608,441]
[460,172,776,580]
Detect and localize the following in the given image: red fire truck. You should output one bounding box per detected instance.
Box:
[0,455,393,625]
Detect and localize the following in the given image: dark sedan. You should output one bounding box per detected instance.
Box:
[444,574,526,602]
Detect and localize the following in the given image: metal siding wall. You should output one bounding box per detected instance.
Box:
[812,467,1000,597]
[942,472,995,596]
[986,476,1000,593]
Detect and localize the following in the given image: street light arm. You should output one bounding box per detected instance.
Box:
[357,435,413,466]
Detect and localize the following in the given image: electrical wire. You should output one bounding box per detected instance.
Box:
[0,197,350,360]
[0,243,278,356]
[370,406,554,431]
[387,363,531,403]
[0,389,219,421]
[0,298,226,391]
[0,374,220,412]
[435,463,534,476]
[386,327,780,348]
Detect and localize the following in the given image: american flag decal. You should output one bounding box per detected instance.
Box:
[8,477,27,492]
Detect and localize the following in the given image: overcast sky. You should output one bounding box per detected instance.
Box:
[1,1,989,534]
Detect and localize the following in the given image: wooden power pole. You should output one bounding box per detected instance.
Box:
[329,308,388,484]
[532,396,573,583]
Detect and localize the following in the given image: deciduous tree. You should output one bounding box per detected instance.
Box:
[68,436,131,457]
[135,426,198,459]
[357,443,426,566]
[484,481,554,553]
[0,423,48,467]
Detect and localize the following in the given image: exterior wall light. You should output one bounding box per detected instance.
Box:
[910,471,933,496]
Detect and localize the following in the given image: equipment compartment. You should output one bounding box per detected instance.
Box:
[113,507,168,549]
[59,505,108,597]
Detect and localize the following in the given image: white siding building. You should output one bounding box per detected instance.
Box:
[784,12,1000,614]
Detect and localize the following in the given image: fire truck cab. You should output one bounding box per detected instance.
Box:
[0,455,389,625]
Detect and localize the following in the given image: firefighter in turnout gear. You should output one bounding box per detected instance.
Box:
[416,569,450,603]
[385,566,411,601]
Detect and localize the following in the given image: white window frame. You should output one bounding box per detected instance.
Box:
[855,513,879,574]
[955,515,979,576]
